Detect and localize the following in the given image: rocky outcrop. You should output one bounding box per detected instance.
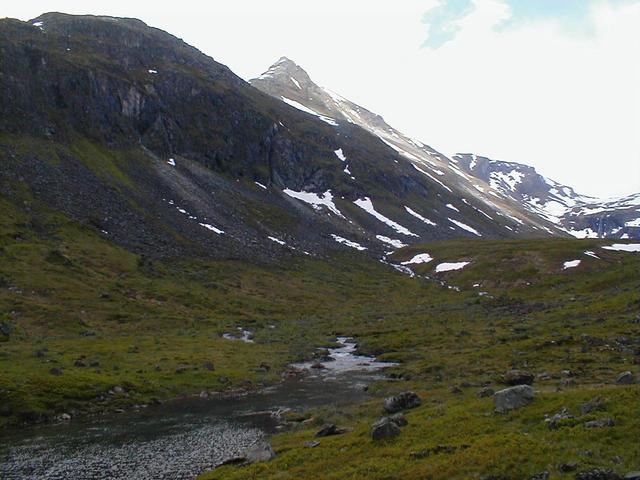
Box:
[494,385,534,413]
[383,391,422,413]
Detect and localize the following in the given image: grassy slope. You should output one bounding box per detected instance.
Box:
[0,178,638,478]
[203,239,640,480]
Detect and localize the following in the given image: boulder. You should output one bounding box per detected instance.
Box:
[502,369,535,386]
[245,441,276,463]
[624,473,640,480]
[371,417,401,440]
[584,418,615,428]
[494,385,534,413]
[49,367,63,376]
[315,423,346,437]
[616,371,635,384]
[383,391,422,413]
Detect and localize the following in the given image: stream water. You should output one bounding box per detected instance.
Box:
[0,338,394,479]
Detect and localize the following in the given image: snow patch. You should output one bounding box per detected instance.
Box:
[401,253,433,265]
[625,218,640,227]
[268,236,286,246]
[404,206,437,226]
[334,148,346,161]
[148,69,158,74]
[255,181,267,189]
[448,218,481,236]
[563,260,581,269]
[199,223,224,235]
[376,235,407,249]
[167,158,176,166]
[601,243,640,252]
[284,189,344,217]
[354,197,417,237]
[281,97,338,126]
[331,234,367,251]
[446,204,459,213]
[435,262,470,273]
[290,77,301,89]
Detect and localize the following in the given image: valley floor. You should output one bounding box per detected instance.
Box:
[1,199,638,479]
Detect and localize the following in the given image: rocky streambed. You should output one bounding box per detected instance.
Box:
[0,338,394,479]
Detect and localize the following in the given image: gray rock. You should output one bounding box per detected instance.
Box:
[315,423,346,437]
[202,361,215,371]
[245,441,276,463]
[494,385,534,413]
[584,418,615,428]
[624,472,640,480]
[529,472,550,480]
[49,367,63,376]
[383,391,422,413]
[560,462,579,472]
[580,396,605,415]
[575,468,622,480]
[502,369,535,385]
[544,407,573,429]
[303,440,320,448]
[616,371,635,384]
[371,417,401,440]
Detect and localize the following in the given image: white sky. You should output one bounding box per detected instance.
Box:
[3,0,639,198]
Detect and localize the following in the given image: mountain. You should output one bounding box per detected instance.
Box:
[0,16,557,271]
[453,154,640,239]
[251,57,638,241]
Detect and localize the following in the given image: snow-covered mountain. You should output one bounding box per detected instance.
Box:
[251,57,639,240]
[251,57,562,237]
[454,154,640,239]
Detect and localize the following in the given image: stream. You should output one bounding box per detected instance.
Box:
[0,337,394,479]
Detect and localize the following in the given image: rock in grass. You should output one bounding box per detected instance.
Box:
[616,371,635,384]
[584,418,615,428]
[315,423,346,437]
[493,385,534,412]
[575,468,622,479]
[383,391,422,413]
[560,463,579,472]
[303,440,320,448]
[502,369,535,386]
[245,441,276,463]
[49,367,63,376]
[580,397,605,415]
[529,472,549,480]
[624,472,640,480]
[371,417,401,440]
[202,361,215,371]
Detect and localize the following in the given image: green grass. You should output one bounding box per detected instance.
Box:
[1,194,638,478]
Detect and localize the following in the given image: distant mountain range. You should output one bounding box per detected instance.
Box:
[0,14,636,275]
[251,57,639,241]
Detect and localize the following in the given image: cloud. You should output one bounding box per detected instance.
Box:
[421,0,475,48]
[422,0,640,45]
